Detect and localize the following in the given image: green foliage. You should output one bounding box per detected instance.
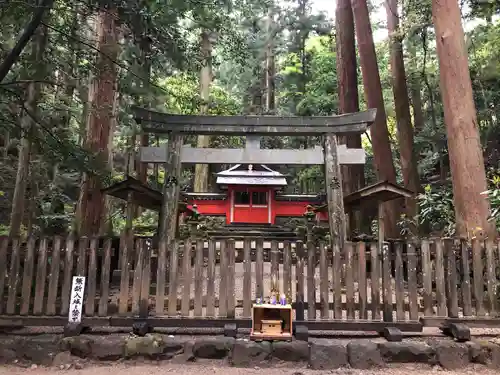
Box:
[416,184,456,236]
[482,174,500,227]
[1,0,500,238]
[158,74,240,115]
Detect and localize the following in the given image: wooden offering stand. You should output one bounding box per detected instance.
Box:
[250,303,293,341]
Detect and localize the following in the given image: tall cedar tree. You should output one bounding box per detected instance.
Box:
[351,0,400,237]
[385,0,420,219]
[335,0,366,233]
[432,0,494,238]
[194,31,213,192]
[9,14,52,237]
[265,11,276,112]
[76,6,119,235]
[137,36,152,214]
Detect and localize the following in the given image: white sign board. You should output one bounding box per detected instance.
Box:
[68,276,86,323]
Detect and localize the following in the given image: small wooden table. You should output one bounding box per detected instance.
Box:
[251,303,293,341]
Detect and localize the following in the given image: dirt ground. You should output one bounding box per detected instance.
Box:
[0,362,498,375]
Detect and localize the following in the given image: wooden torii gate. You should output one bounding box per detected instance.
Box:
[133,106,377,249]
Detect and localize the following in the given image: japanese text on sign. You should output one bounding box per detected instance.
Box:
[68,276,86,323]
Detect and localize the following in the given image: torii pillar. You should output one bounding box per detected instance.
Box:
[158,134,183,244]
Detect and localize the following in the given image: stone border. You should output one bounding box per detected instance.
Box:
[1,334,500,370]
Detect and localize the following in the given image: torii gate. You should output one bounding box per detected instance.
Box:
[133,106,377,250]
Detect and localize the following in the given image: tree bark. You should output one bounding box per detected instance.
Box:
[265,11,276,112]
[351,0,400,237]
[432,0,494,238]
[410,78,425,133]
[125,132,137,233]
[135,35,152,217]
[194,31,212,193]
[76,7,119,235]
[101,90,118,236]
[385,0,420,221]
[335,0,366,235]
[9,19,51,237]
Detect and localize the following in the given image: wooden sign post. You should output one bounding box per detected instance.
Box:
[68,276,86,323]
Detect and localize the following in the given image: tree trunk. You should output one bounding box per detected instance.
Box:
[9,20,51,237]
[26,177,39,235]
[410,79,425,133]
[385,0,420,221]
[432,0,494,238]
[265,11,275,112]
[125,132,137,233]
[135,35,152,216]
[2,131,9,158]
[49,5,79,235]
[76,7,119,236]
[335,0,366,235]
[351,0,400,237]
[194,31,212,193]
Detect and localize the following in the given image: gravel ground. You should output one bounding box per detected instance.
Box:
[0,363,498,375]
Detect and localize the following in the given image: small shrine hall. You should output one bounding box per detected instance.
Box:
[184,163,328,225]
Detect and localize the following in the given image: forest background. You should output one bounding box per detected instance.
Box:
[0,0,499,239]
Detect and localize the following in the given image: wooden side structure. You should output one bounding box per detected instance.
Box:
[0,235,499,334]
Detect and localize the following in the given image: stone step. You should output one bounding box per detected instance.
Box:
[222,225,286,231]
[220,224,292,232]
[207,230,297,238]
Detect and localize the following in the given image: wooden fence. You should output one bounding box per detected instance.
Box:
[0,235,499,331]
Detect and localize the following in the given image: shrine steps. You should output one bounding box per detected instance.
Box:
[207,223,298,239]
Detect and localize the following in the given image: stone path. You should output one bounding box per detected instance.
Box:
[1,332,500,371]
[0,362,499,375]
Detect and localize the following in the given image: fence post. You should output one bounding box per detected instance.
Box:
[444,238,459,318]
[381,241,393,322]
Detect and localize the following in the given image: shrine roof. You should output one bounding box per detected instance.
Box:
[216,164,287,186]
[343,180,415,208]
[181,192,228,200]
[274,194,325,203]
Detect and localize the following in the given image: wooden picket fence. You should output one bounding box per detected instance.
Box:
[0,235,499,330]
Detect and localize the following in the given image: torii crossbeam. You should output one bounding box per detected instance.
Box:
[133,106,376,135]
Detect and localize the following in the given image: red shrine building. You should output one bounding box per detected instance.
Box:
[183,164,328,225]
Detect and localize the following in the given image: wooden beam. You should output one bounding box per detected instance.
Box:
[142,123,368,136]
[140,145,366,165]
[134,107,376,135]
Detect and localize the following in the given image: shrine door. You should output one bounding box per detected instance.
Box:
[231,187,271,224]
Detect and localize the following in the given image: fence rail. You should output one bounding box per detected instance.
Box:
[0,235,499,329]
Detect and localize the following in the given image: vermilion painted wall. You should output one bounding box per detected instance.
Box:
[273,200,328,222]
[187,189,328,224]
[188,200,227,215]
[273,200,308,217]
